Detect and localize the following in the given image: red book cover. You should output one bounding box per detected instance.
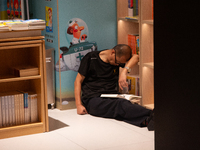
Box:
[128,34,138,54]
[152,0,154,20]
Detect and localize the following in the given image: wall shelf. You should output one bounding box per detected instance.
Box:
[118,17,139,23]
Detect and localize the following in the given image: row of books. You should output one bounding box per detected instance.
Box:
[128,34,139,55]
[126,0,154,20]
[127,75,140,96]
[0,19,46,31]
[127,0,139,19]
[0,91,38,128]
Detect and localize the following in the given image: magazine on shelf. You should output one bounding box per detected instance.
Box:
[24,19,46,30]
[0,97,2,127]
[0,23,9,31]
[0,19,46,31]
[3,20,29,30]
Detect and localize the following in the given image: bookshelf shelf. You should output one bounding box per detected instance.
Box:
[0,30,49,139]
[117,0,154,108]
[144,104,154,110]
[143,62,154,69]
[0,122,44,139]
[0,122,43,130]
[0,75,42,83]
[142,20,154,25]
[118,17,139,23]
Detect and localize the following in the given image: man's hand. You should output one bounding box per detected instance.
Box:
[118,70,128,90]
[119,54,139,90]
[77,104,88,115]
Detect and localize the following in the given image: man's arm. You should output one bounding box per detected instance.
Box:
[74,73,88,115]
[119,54,139,90]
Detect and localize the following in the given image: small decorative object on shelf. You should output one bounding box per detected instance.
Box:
[13,66,39,77]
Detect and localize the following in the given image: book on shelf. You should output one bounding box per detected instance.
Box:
[1,96,6,127]
[3,20,29,30]
[0,19,46,31]
[133,0,139,17]
[15,93,20,125]
[127,0,139,18]
[152,0,154,19]
[100,94,141,104]
[0,97,2,127]
[128,0,133,17]
[128,34,139,55]
[29,93,38,123]
[0,91,38,128]
[136,35,139,54]
[127,75,140,96]
[13,65,39,77]
[24,19,46,30]
[0,23,9,31]
[19,93,25,125]
[18,91,29,124]
[0,92,19,127]
[18,91,38,123]
[5,96,9,126]
[8,95,14,126]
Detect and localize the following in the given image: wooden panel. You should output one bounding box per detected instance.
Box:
[42,40,49,132]
[0,75,41,83]
[141,0,153,20]
[0,79,41,94]
[0,36,44,42]
[142,67,154,105]
[141,24,154,63]
[117,0,128,18]
[0,30,42,39]
[0,40,42,46]
[118,21,139,44]
[0,43,41,50]
[139,0,154,106]
[0,123,44,139]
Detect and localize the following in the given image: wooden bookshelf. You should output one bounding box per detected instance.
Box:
[140,0,154,108]
[0,30,49,139]
[117,0,154,109]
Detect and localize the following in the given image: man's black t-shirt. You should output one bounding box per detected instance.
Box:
[78,50,123,102]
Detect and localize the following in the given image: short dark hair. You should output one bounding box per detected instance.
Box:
[113,44,132,61]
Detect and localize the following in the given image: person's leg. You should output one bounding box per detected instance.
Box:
[85,97,152,127]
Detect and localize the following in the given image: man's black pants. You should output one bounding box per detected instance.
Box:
[83,97,152,127]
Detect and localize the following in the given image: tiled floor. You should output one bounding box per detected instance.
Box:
[0,109,154,150]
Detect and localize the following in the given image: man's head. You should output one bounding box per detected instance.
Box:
[112,44,132,66]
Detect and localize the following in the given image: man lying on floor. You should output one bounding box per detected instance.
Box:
[74,44,154,131]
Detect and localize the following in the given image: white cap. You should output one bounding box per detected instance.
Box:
[68,20,76,27]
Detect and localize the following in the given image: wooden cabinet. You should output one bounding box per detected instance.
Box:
[117,0,154,109]
[140,0,154,109]
[0,30,49,139]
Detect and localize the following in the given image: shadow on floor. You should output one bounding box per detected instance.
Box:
[49,116,69,131]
